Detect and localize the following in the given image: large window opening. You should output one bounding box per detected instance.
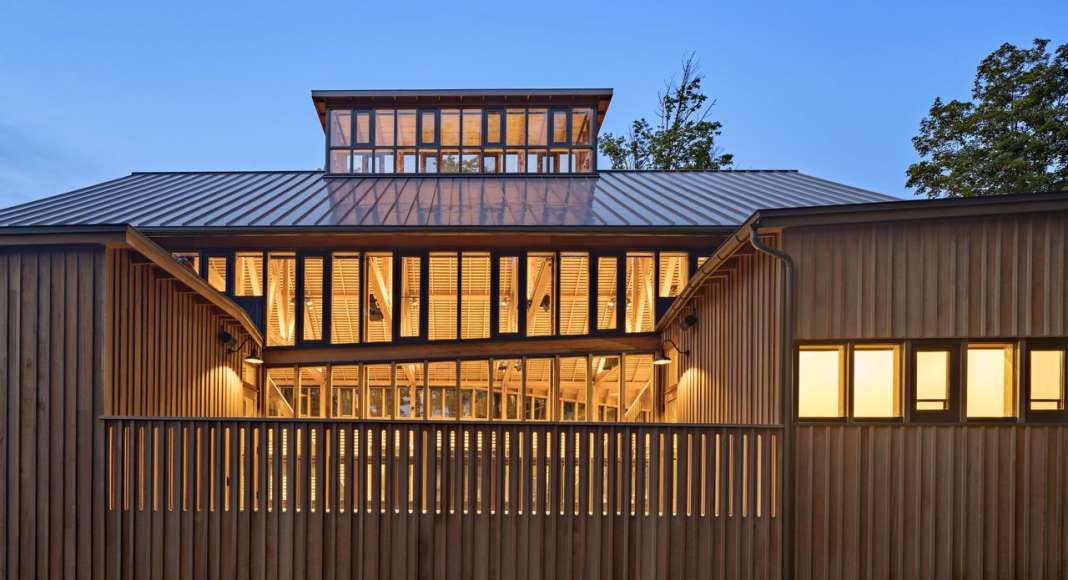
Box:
[234,252,263,297]
[596,257,618,331]
[526,254,555,337]
[625,253,655,333]
[400,257,421,338]
[558,356,588,421]
[559,253,589,335]
[396,362,425,419]
[966,344,1015,418]
[330,253,360,344]
[852,345,900,418]
[621,354,654,422]
[266,253,296,347]
[302,257,324,341]
[798,346,844,418]
[428,253,458,340]
[1030,348,1065,411]
[364,253,393,343]
[461,253,491,340]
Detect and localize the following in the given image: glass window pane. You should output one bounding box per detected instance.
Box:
[400,256,421,338]
[597,257,617,330]
[352,150,372,174]
[428,361,458,419]
[506,109,525,146]
[375,109,395,146]
[492,359,522,421]
[558,356,588,421]
[625,253,655,333]
[364,253,393,343]
[428,253,458,340]
[331,365,360,418]
[853,346,900,417]
[798,347,844,418]
[1030,350,1065,410]
[498,256,519,334]
[525,358,552,421]
[573,149,593,173]
[549,149,571,173]
[462,109,482,146]
[299,366,326,418]
[461,150,480,174]
[526,253,555,336]
[915,351,949,410]
[967,344,1015,418]
[441,109,460,146]
[461,252,490,340]
[572,108,593,146]
[266,368,296,417]
[559,253,589,335]
[302,257,324,341]
[591,355,621,421]
[482,150,502,174]
[419,150,438,173]
[373,150,395,173]
[526,149,547,173]
[485,111,502,145]
[622,354,654,422]
[329,109,352,147]
[460,360,490,420]
[234,252,263,297]
[266,253,296,346]
[172,252,200,275]
[527,109,547,146]
[331,252,359,344]
[420,111,437,145]
[207,257,227,292]
[658,252,688,297]
[440,150,460,173]
[355,112,371,143]
[365,364,393,419]
[329,150,351,173]
[397,149,417,173]
[504,150,525,173]
[395,362,425,419]
[397,110,416,146]
[552,110,569,144]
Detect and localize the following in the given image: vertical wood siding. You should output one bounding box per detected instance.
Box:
[795,425,1068,580]
[0,246,106,579]
[108,249,252,417]
[788,212,1068,340]
[660,235,782,424]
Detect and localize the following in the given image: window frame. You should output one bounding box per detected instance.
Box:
[549,108,571,147]
[962,341,1019,423]
[393,251,428,343]
[417,109,439,147]
[795,342,848,422]
[296,252,329,346]
[907,340,961,424]
[1022,338,1068,423]
[847,342,903,422]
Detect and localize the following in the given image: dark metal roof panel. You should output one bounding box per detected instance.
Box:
[0,170,895,229]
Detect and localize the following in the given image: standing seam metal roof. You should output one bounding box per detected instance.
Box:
[0,170,894,229]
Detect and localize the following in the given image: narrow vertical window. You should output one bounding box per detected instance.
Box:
[428,252,458,340]
[395,362,425,419]
[498,257,519,334]
[420,110,437,145]
[207,257,227,292]
[558,356,588,421]
[526,253,555,336]
[551,110,569,144]
[375,109,395,146]
[852,345,900,418]
[331,365,361,418]
[440,109,460,147]
[397,110,416,147]
[571,108,593,146]
[330,252,359,344]
[234,252,263,297]
[364,253,393,343]
[461,252,491,339]
[621,354,654,422]
[354,111,371,144]
[266,367,295,418]
[365,364,393,419]
[915,350,951,411]
[400,256,421,338]
[428,361,458,419]
[797,346,844,418]
[597,257,618,331]
[658,252,688,297]
[485,110,502,145]
[298,366,326,418]
[1030,349,1065,411]
[266,253,296,347]
[492,359,522,421]
[966,344,1015,418]
[559,253,589,335]
[505,109,525,146]
[625,253,655,333]
[462,109,482,146]
[460,360,490,420]
[329,109,352,147]
[302,257,324,341]
[525,358,552,421]
[527,109,548,146]
[591,355,621,421]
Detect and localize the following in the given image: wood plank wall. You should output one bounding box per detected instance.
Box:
[0,246,106,579]
[787,212,1068,340]
[795,425,1068,580]
[108,249,253,417]
[660,235,782,425]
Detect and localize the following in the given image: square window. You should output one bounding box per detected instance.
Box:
[798,346,844,418]
[1030,349,1065,411]
[966,344,1015,418]
[418,150,438,173]
[373,150,395,174]
[852,345,900,418]
[352,150,372,174]
[329,150,351,174]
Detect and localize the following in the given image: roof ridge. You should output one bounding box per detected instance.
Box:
[598,169,799,174]
[130,169,323,175]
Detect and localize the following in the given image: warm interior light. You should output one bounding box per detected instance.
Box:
[852,347,899,418]
[966,345,1014,418]
[798,347,843,417]
[1030,350,1065,410]
[915,351,950,410]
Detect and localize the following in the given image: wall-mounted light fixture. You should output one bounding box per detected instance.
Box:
[218,328,263,365]
[680,313,699,330]
[653,338,690,366]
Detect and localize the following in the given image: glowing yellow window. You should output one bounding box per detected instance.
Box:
[798,346,844,418]
[915,350,951,411]
[658,252,688,298]
[966,344,1015,418]
[1030,349,1065,411]
[234,252,263,296]
[852,346,900,418]
[206,257,227,292]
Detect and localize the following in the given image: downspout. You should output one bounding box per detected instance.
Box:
[749,222,795,580]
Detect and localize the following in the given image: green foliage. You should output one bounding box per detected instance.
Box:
[599,54,733,170]
[907,39,1068,198]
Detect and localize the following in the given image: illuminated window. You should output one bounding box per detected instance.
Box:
[559,253,589,335]
[461,253,490,339]
[266,367,295,418]
[395,362,425,419]
[622,354,654,422]
[572,108,593,146]
[1029,349,1064,411]
[485,110,502,145]
[462,109,482,146]
[354,111,371,144]
[658,252,688,298]
[331,365,360,419]
[597,257,618,331]
[525,358,552,421]
[498,257,519,334]
[852,345,900,418]
[573,149,593,173]
[428,253,457,340]
[302,257,324,341]
[625,253,655,333]
[298,366,326,418]
[365,364,393,419]
[558,356,588,421]
[915,350,951,411]
[330,252,359,344]
[420,110,437,145]
[460,360,490,420]
[440,109,460,146]
[400,257,421,338]
[591,355,621,421]
[505,110,525,146]
[207,257,227,292]
[492,359,522,421]
[234,252,263,297]
[375,109,395,147]
[551,110,569,144]
[329,109,352,147]
[428,361,458,419]
[526,253,555,336]
[527,109,547,146]
[364,253,392,343]
[172,252,200,274]
[397,110,416,147]
[798,346,844,418]
[266,253,296,347]
[966,344,1015,418]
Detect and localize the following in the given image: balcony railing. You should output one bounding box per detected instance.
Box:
[101,417,782,579]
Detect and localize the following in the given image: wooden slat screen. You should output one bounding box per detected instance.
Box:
[102,418,782,580]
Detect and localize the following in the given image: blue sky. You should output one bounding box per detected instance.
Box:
[1,0,1065,206]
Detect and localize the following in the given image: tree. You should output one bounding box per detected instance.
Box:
[600,54,733,170]
[907,38,1068,198]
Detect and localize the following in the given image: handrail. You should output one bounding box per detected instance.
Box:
[99,415,785,430]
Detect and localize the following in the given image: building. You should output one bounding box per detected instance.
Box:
[0,89,1064,579]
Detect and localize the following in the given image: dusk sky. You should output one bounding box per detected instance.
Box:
[1,0,1065,206]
